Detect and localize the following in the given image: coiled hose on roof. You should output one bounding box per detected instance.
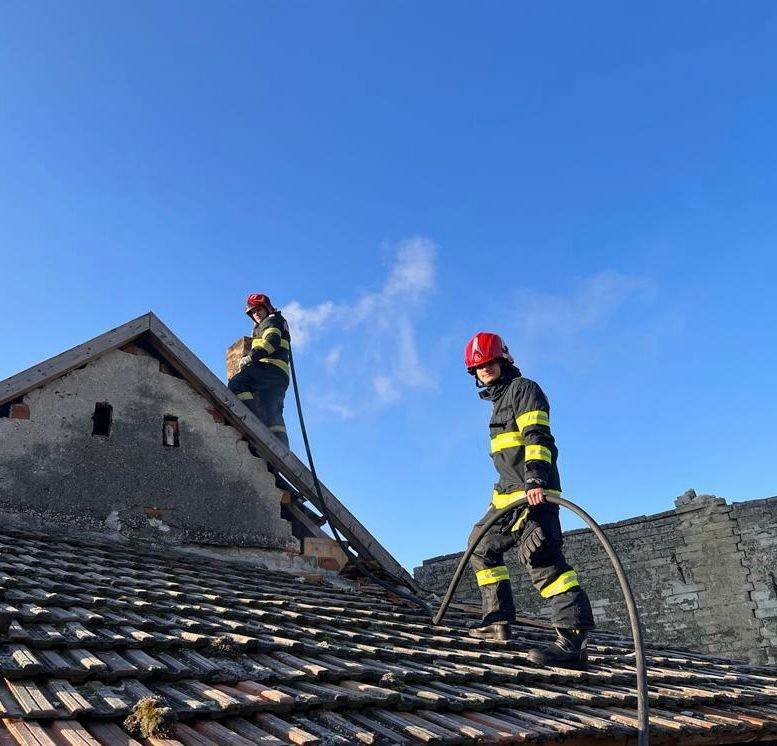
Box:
[431,495,650,746]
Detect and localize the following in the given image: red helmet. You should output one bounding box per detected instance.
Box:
[464,332,514,371]
[245,293,275,317]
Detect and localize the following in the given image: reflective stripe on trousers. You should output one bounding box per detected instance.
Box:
[476,565,510,586]
[540,569,580,598]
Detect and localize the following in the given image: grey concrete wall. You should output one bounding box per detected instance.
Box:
[0,349,296,551]
[415,492,777,664]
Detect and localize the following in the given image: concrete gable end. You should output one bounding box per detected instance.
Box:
[0,348,296,551]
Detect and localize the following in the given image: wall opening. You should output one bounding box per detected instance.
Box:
[162,415,180,447]
[0,397,25,418]
[91,402,113,436]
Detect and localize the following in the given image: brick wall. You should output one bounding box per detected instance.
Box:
[226,336,251,381]
[415,491,777,664]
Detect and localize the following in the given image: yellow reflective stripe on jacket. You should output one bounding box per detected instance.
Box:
[270,425,287,433]
[261,326,282,340]
[476,566,510,586]
[490,431,524,453]
[260,358,290,376]
[540,570,579,598]
[516,409,550,433]
[491,488,562,509]
[280,339,290,349]
[252,327,284,352]
[492,489,526,509]
[236,392,254,400]
[525,445,552,463]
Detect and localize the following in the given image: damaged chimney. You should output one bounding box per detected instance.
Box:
[226,337,251,381]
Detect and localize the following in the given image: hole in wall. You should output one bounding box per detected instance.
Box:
[92,402,113,437]
[0,397,25,418]
[162,415,180,447]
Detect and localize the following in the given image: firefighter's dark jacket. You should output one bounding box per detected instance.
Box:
[248,311,291,377]
[479,365,561,508]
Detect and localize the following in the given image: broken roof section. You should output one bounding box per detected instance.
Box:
[0,312,415,590]
[0,525,776,744]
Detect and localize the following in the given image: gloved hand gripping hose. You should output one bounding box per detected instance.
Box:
[287,341,433,615]
[432,495,650,746]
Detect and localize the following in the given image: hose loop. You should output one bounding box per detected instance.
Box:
[431,495,649,745]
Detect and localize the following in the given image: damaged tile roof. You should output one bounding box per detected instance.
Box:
[0,527,776,745]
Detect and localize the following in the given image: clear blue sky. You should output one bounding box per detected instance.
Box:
[2,3,776,571]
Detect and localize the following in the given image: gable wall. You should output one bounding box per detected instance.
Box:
[0,349,296,550]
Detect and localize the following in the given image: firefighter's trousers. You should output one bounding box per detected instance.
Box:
[467,502,595,630]
[228,363,289,447]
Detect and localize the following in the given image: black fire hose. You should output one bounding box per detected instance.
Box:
[432,495,649,746]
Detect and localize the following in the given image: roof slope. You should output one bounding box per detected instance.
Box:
[0,312,414,589]
[0,526,776,745]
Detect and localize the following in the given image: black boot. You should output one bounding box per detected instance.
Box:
[466,611,514,641]
[527,628,588,668]
[467,620,511,641]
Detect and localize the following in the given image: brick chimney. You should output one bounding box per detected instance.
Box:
[226,336,251,380]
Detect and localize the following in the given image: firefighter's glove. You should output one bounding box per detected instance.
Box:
[518,525,546,566]
[239,355,252,370]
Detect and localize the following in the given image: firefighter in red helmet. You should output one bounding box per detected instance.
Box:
[227,293,291,446]
[462,331,594,667]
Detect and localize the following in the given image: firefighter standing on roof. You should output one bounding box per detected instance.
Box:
[228,294,291,447]
[463,331,595,667]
